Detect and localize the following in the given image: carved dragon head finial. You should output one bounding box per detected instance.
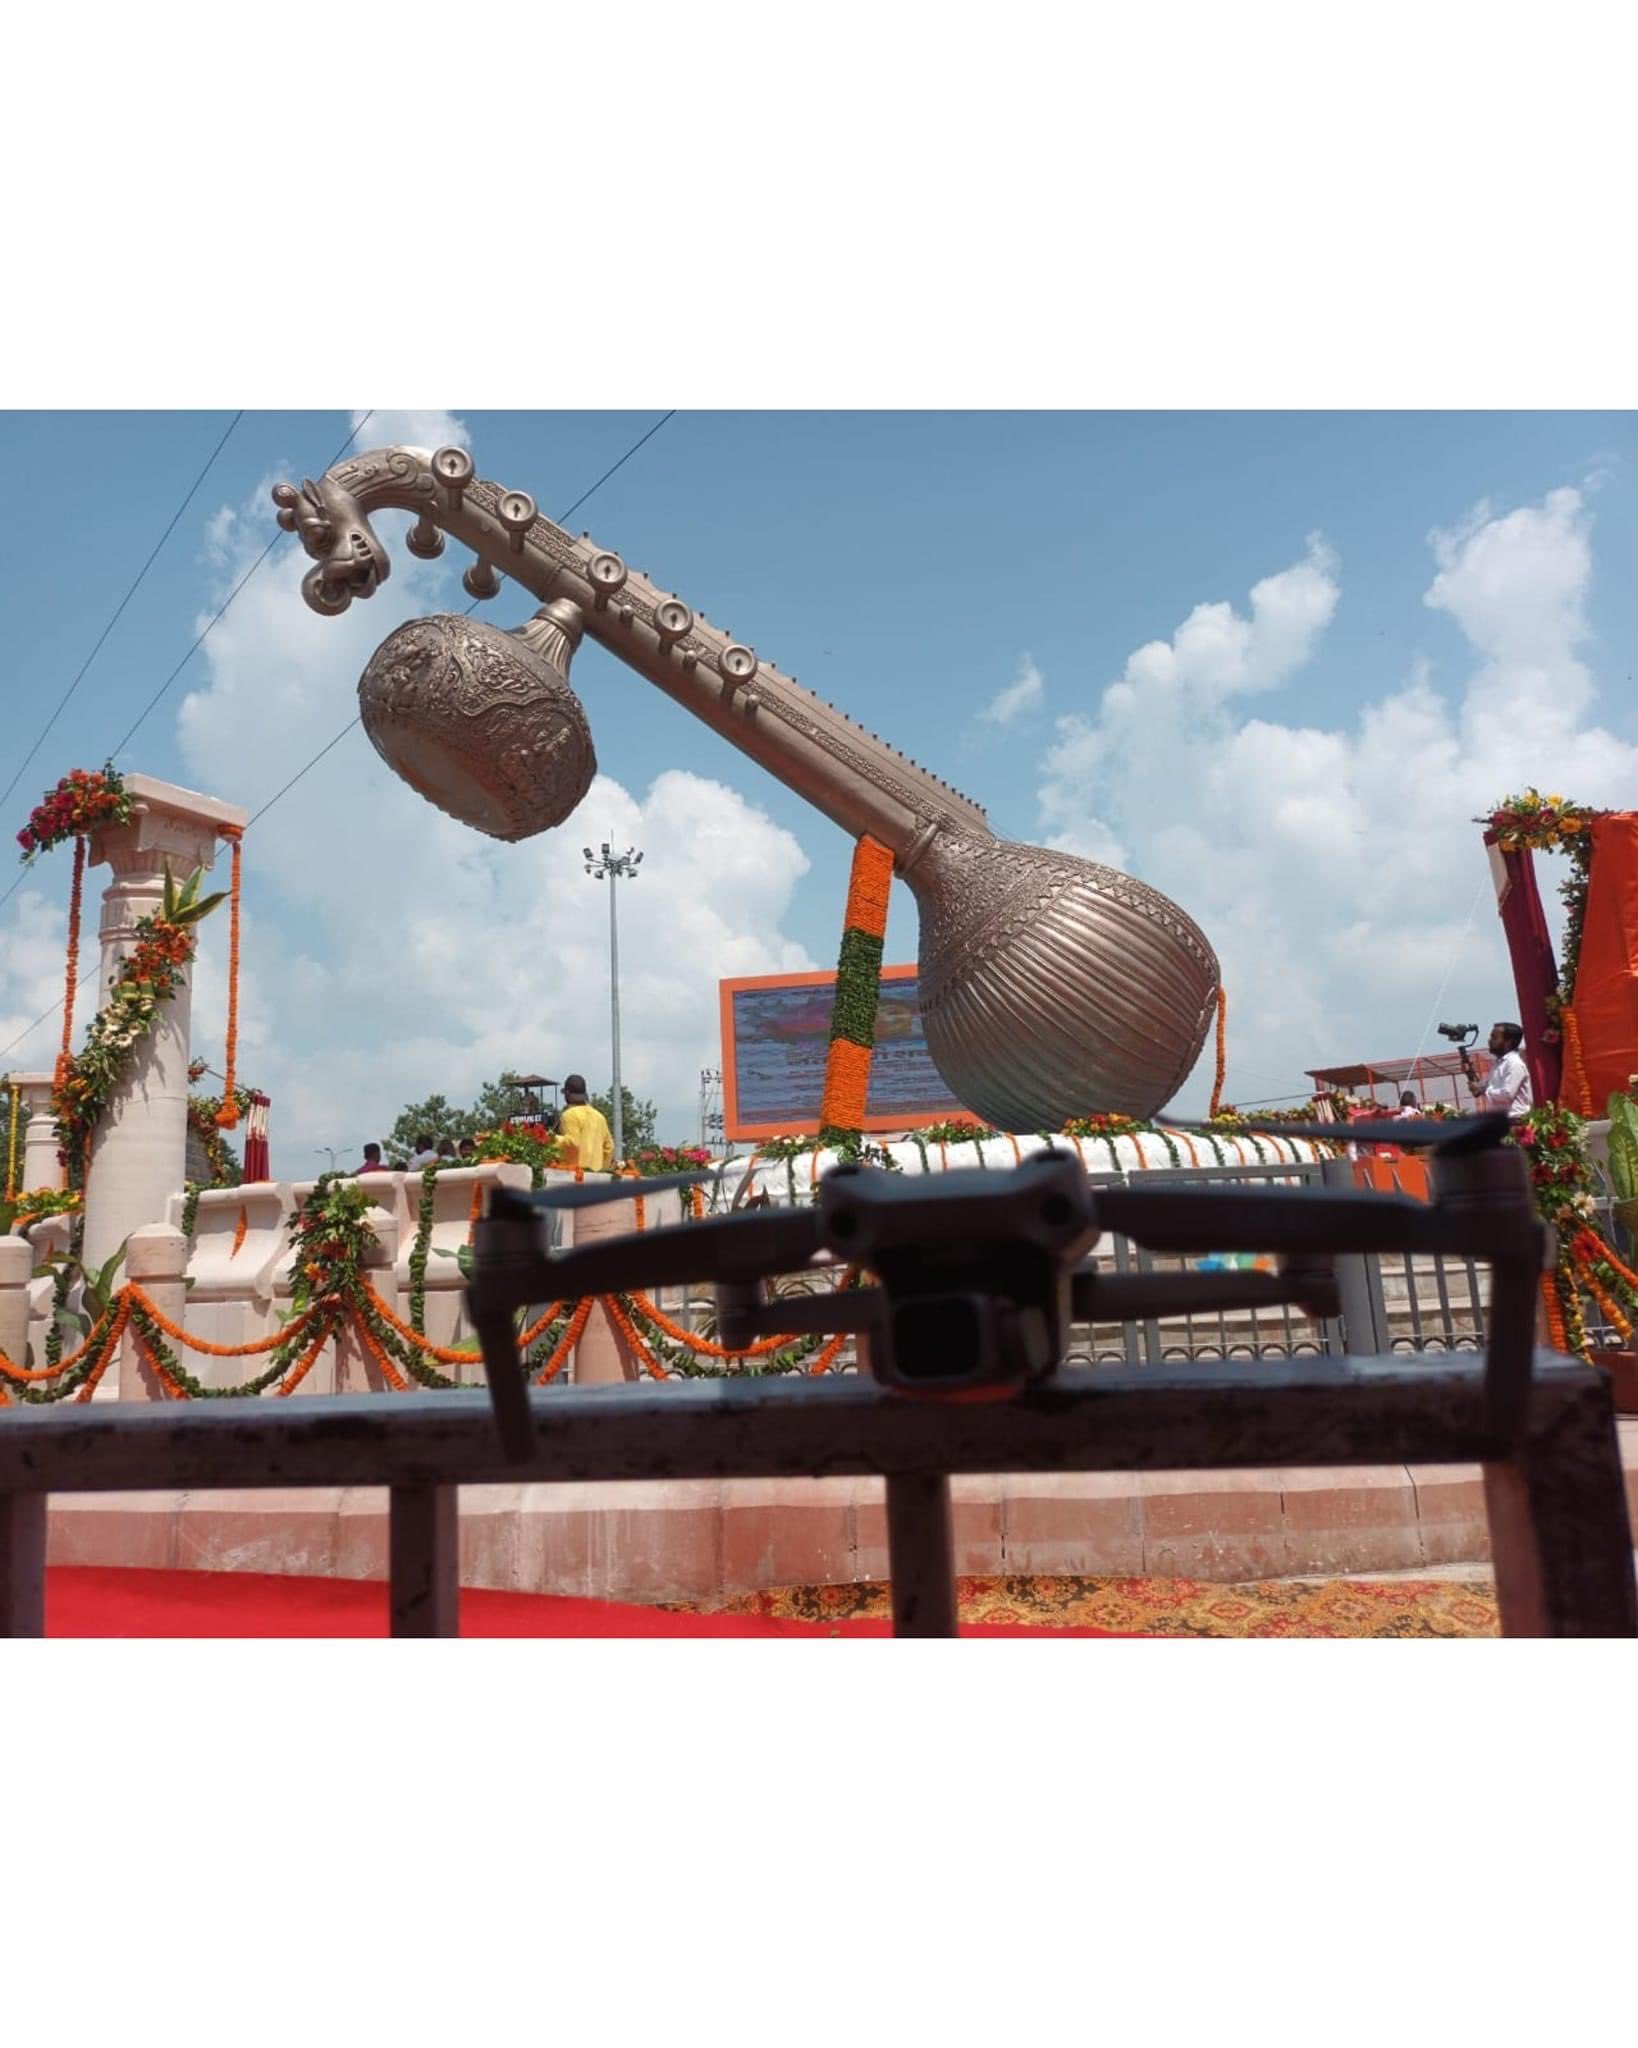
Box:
[272,473,392,615]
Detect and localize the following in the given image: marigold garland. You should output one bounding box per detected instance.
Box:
[843,835,894,934]
[347,1302,411,1392]
[278,1315,340,1396]
[0,1299,119,1386]
[52,867,226,1187]
[1209,985,1228,1119]
[819,1036,874,1130]
[4,1080,20,1202]
[215,828,244,1127]
[1540,1272,1568,1353]
[74,1294,132,1402]
[1560,1005,1593,1115]
[605,1289,668,1378]
[536,1299,593,1384]
[819,834,894,1132]
[56,834,85,1089]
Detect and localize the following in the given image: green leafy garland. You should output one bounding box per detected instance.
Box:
[616,1293,838,1377]
[407,1160,445,1335]
[1483,789,1602,1029]
[52,864,227,1188]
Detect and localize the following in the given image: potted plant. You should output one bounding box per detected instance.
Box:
[1599,1082,1638,1413]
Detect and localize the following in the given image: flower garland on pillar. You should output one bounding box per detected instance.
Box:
[51,862,227,1188]
[819,835,894,1136]
[57,834,85,1090]
[1508,1102,1637,1362]
[1209,986,1229,1118]
[3,1079,18,1202]
[1483,789,1603,1111]
[215,826,244,1127]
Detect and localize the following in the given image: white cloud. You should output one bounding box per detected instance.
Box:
[979,655,1045,727]
[170,420,818,1170]
[350,408,471,457]
[1032,488,1637,1112]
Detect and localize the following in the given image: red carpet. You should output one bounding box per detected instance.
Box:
[42,1567,1127,1638]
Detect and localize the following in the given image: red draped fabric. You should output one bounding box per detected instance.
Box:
[1483,832,1563,1107]
[1573,812,1638,1116]
[242,1092,271,1184]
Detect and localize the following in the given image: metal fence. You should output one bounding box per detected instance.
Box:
[663,1154,1629,1371]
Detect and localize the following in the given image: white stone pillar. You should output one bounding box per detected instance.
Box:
[120,1223,189,1402]
[81,776,247,1282]
[8,1074,63,1194]
[0,1236,31,1371]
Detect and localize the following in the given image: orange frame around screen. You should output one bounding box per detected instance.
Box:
[719,966,975,1142]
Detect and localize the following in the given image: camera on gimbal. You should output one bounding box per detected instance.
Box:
[1437,1022,1480,1048]
[814,1150,1099,1396]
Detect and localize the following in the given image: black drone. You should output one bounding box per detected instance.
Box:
[468,1111,1542,1461]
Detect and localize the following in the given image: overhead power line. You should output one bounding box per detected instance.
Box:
[110,410,376,759]
[0,412,376,932]
[250,410,679,828]
[0,411,245,812]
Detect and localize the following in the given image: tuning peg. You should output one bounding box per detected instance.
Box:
[433,446,473,500]
[654,597,694,643]
[463,557,502,601]
[497,490,537,550]
[586,552,627,609]
[406,515,445,560]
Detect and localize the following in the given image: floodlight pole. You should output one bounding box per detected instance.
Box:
[584,840,643,1162]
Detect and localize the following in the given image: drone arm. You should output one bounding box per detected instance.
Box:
[1096,1183,1530,1261]
[469,1206,825,1318]
[1076,1263,1341,1325]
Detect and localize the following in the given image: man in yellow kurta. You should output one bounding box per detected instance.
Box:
[556,1073,616,1170]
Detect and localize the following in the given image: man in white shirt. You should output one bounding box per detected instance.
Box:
[1468,1021,1533,1119]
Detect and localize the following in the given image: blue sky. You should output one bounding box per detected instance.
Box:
[4,408,1636,1166]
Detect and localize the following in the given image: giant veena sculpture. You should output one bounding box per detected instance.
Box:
[275,445,1219,1130]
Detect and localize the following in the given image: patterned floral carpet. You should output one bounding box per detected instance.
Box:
[709,1575,1502,1637]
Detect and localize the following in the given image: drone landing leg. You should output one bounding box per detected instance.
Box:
[390,1482,461,1637]
[885,1472,959,1638]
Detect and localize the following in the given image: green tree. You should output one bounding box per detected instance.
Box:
[591,1086,658,1154]
[385,1077,569,1164]
[385,1093,481,1165]
[471,1077,543,1131]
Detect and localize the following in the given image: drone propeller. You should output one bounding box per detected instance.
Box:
[497,1169,718,1213]
[1159,1112,1511,1156]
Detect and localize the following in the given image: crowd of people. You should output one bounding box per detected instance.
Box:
[338,1027,1536,1183]
[349,1073,617,1179]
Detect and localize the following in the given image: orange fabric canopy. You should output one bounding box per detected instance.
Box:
[1574,812,1638,1114]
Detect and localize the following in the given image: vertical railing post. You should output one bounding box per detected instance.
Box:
[0,1235,32,1380]
[1321,1158,1384,1355]
[389,1483,460,1636]
[0,1491,48,1637]
[121,1223,188,1400]
[884,1472,959,1636]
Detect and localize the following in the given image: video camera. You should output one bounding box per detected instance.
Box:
[1437,1022,1480,1048]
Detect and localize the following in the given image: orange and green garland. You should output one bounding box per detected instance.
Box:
[51,862,227,1190]
[1507,1101,1636,1363]
[818,835,894,1136]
